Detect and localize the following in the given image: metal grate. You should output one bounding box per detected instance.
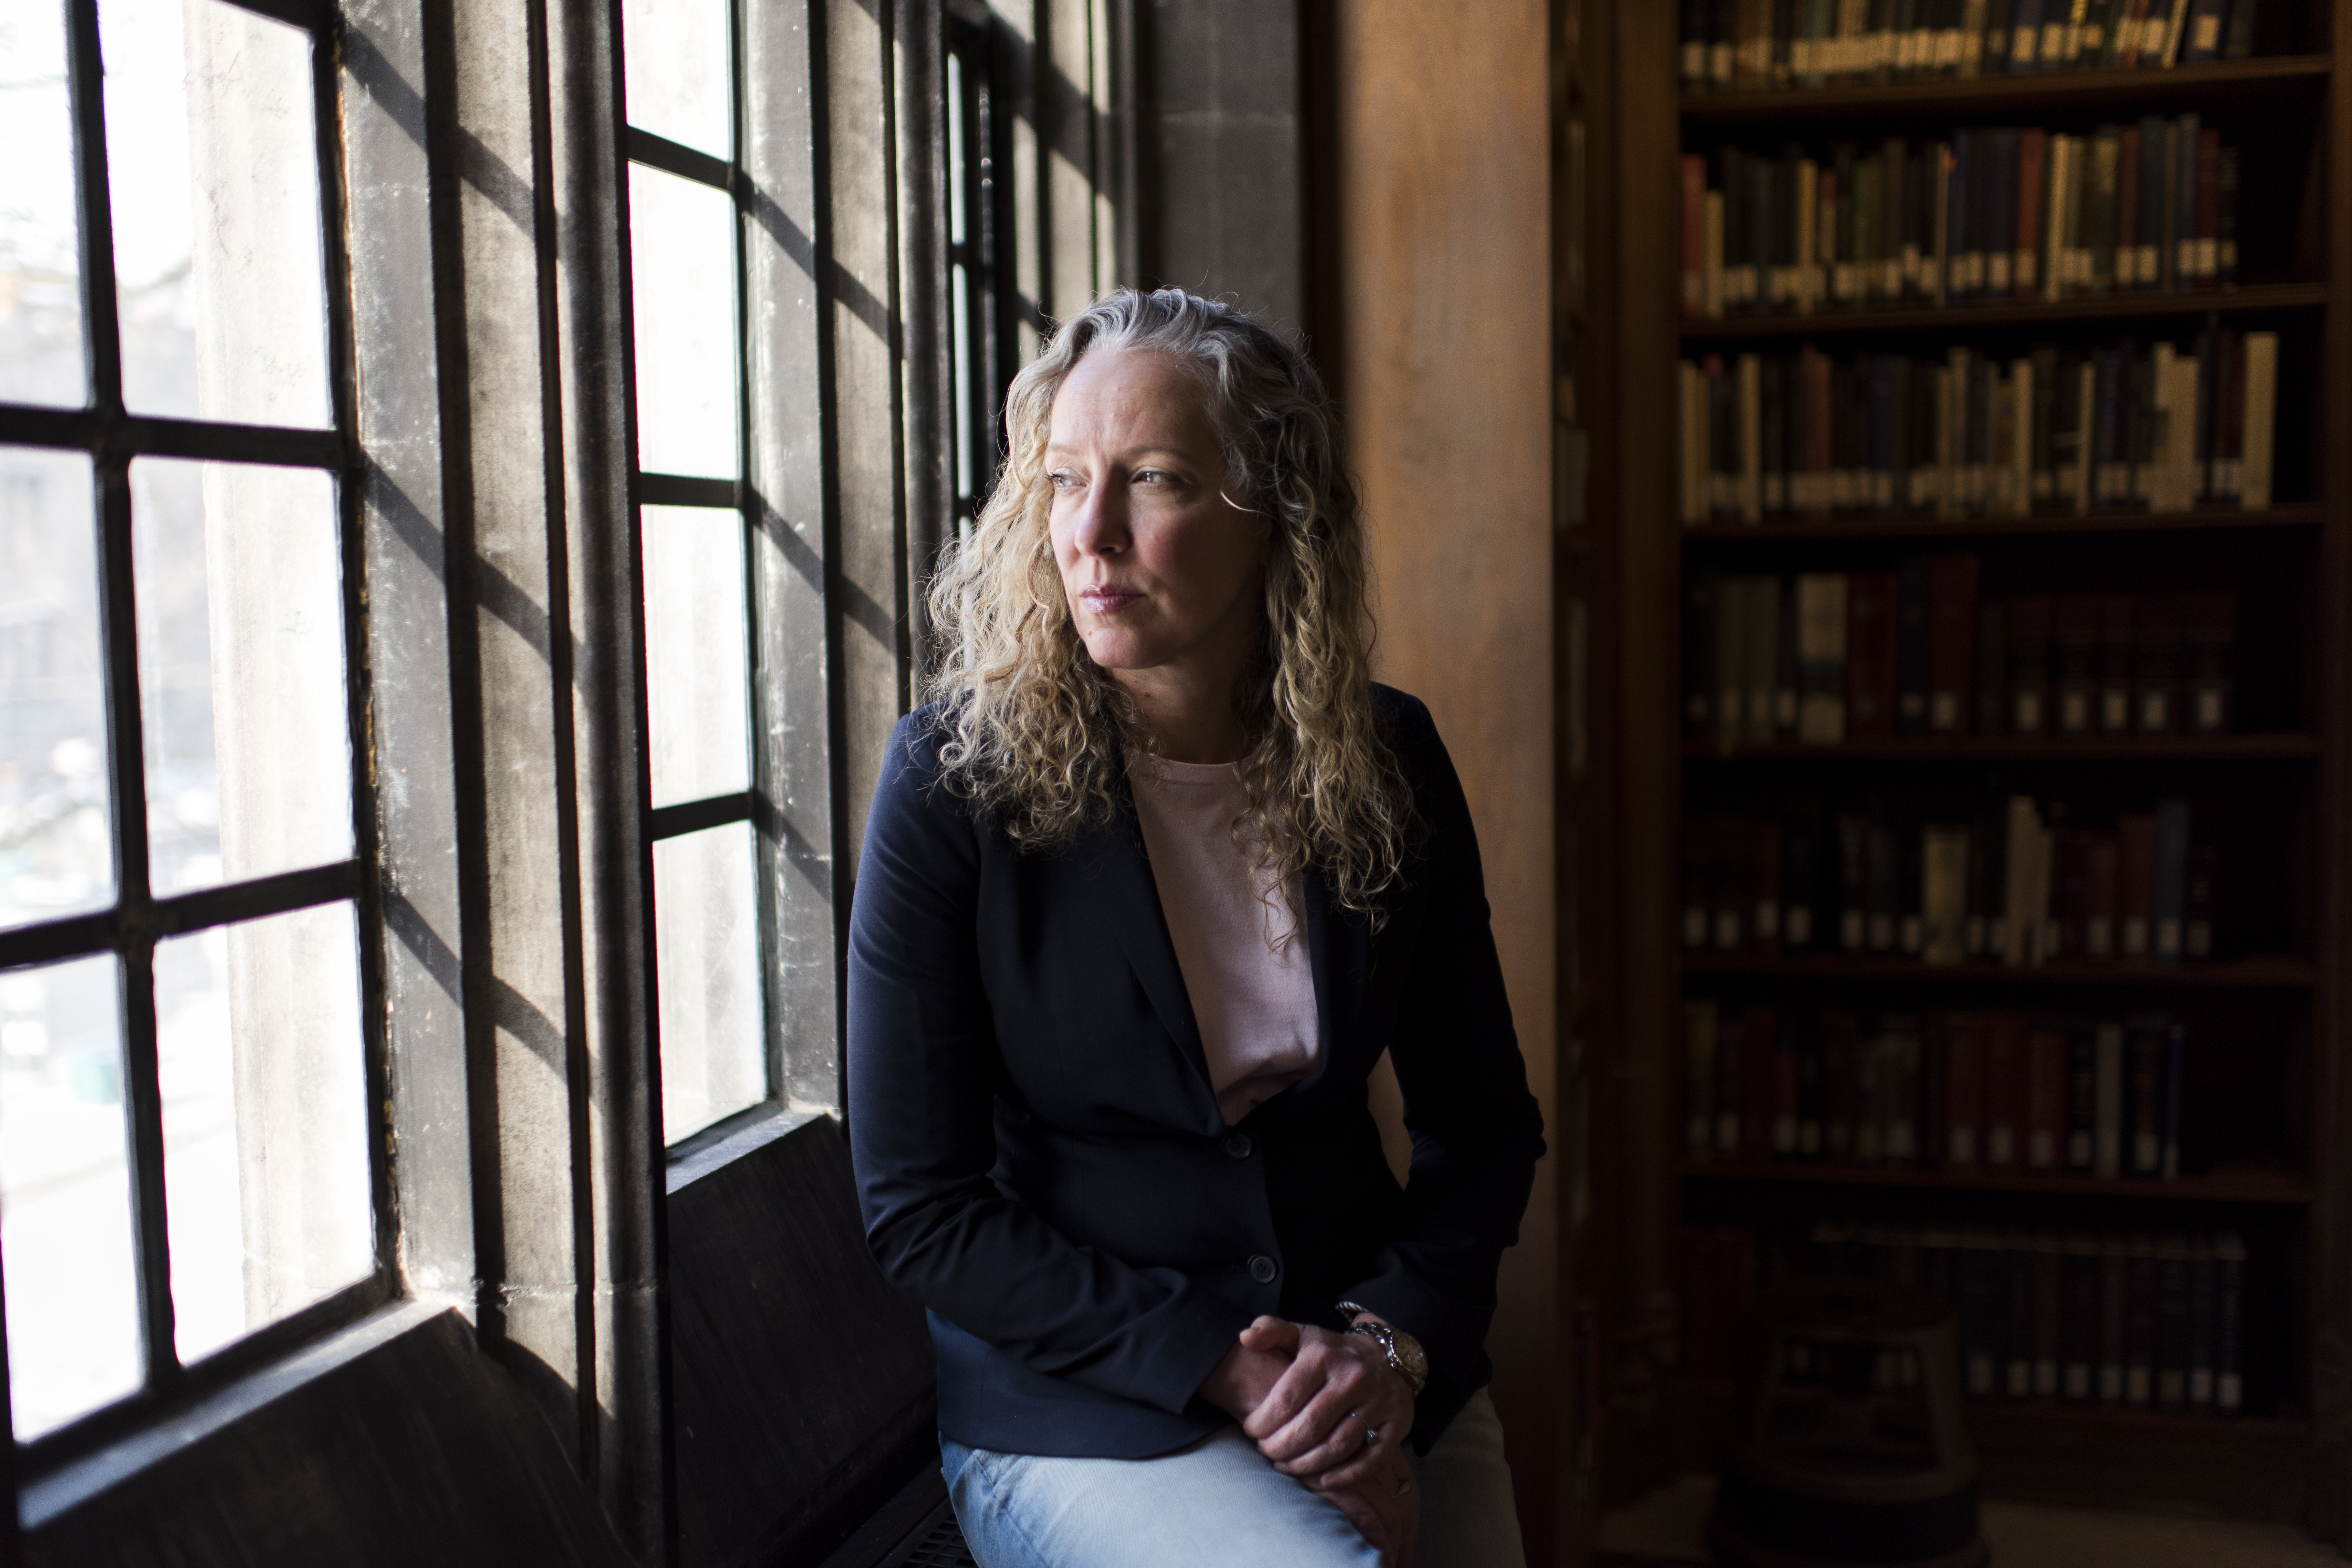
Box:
[880,1500,979,1568]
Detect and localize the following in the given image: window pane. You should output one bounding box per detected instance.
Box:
[159,899,370,1364]
[100,0,332,427]
[655,820,763,1143]
[133,459,352,893]
[628,162,740,479]
[0,0,87,408]
[0,448,113,931]
[643,505,751,806]
[621,0,731,159]
[0,952,137,1439]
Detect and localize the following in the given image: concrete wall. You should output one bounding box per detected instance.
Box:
[1138,0,1305,332]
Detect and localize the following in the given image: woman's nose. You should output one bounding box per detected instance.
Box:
[1068,478,1127,556]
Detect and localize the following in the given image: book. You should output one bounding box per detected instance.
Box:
[1944,1011,1987,1167]
[2093,1019,2125,1177]
[1796,574,1849,743]
[1927,553,1979,732]
[1895,556,1932,736]
[1846,572,1899,739]
[2154,798,2191,963]
[2118,812,2158,958]
[1922,824,1970,965]
[2241,330,2276,509]
[1985,1011,2028,1167]
[2066,1022,2097,1171]
[2216,1230,2246,1412]
[1686,998,1720,1159]
[2025,1015,2067,1169]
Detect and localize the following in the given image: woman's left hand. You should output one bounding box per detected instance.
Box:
[1235,1316,1416,1490]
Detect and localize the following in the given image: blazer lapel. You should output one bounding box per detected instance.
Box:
[1082,800,1216,1098]
[1304,868,1371,1076]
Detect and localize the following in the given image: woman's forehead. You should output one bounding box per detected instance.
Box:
[1048,346,1217,450]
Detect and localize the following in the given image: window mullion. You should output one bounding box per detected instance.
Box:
[61,0,124,414]
[91,455,177,1396]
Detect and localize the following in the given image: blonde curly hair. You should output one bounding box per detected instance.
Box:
[923,287,1413,921]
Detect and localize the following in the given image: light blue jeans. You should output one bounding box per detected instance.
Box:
[940,1388,1526,1568]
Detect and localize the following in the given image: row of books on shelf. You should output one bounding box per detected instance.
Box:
[1683,1000,2199,1173]
[1682,118,2239,321]
[1677,334,2279,526]
[1687,568,2240,746]
[1682,1222,2248,1415]
[1679,0,2269,95]
[1684,795,2218,965]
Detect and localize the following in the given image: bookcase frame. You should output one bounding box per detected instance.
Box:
[1562,0,2352,1543]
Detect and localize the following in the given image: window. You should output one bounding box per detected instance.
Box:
[0,0,383,1453]
[617,0,771,1145]
[945,8,1007,542]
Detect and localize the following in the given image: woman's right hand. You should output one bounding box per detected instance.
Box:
[1320,1445,1421,1568]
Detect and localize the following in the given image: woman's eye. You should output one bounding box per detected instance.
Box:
[1048,470,1079,490]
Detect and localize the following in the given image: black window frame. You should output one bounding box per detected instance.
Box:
[0,0,393,1468]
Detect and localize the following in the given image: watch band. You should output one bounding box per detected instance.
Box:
[1335,1300,1429,1397]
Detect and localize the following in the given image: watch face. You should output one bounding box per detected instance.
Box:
[1392,1327,1430,1382]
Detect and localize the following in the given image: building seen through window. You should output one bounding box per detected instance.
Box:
[0,0,376,1447]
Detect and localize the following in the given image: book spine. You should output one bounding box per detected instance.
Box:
[2154,798,2191,962]
[1986,1011,2026,1165]
[1945,1012,1985,1167]
[2093,1019,2124,1178]
[1686,999,1719,1159]
[2026,1016,2067,1169]
[2157,1233,2190,1407]
[2216,1231,2245,1412]
[2066,1025,2097,1171]
[2241,330,2276,510]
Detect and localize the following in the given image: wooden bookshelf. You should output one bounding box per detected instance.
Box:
[1563,0,2352,1545]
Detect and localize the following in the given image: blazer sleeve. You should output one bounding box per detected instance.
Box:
[1334,693,1547,1435]
[847,713,1256,1417]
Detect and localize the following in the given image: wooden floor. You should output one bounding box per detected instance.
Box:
[1596,1475,2343,1567]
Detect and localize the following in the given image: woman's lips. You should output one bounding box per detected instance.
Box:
[1079,588,1142,615]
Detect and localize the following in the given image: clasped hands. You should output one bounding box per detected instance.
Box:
[1198,1314,1420,1566]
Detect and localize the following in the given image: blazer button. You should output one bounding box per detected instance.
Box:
[1225,1134,1253,1159]
[1248,1254,1279,1284]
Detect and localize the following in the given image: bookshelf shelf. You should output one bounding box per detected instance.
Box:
[1683,734,2319,761]
[1679,282,2328,342]
[1679,54,2332,128]
[1681,1162,2312,1204]
[1680,953,2318,988]
[1680,503,2322,544]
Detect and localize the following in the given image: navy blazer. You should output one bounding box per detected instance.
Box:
[847,685,1544,1459]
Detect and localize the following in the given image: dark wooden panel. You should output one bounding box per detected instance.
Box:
[23,1309,633,1568]
[668,1113,936,1568]
[1335,0,1560,1556]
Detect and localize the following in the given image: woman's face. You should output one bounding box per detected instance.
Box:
[1045,345,1267,687]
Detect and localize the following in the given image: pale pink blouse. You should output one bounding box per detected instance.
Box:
[1127,757,1322,1125]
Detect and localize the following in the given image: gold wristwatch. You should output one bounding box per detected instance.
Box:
[1335,1301,1429,1396]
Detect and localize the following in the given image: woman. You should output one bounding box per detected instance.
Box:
[847,288,1543,1568]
